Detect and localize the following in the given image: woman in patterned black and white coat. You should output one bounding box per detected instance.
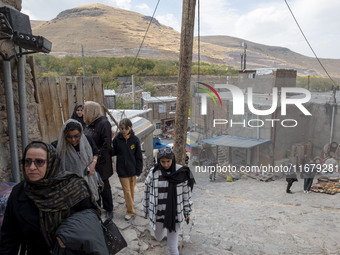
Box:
[143,147,195,255]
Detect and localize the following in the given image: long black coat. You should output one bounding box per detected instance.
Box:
[85,116,113,180]
[112,130,143,178]
[0,182,50,254]
[0,182,95,255]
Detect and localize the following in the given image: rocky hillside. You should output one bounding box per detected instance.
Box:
[32,3,340,78]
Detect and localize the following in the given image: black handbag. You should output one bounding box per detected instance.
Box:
[101,219,127,255]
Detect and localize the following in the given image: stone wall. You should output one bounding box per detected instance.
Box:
[0,0,42,182]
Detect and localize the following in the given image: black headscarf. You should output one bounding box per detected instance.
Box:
[155,152,195,232]
[23,141,100,247]
[71,104,86,129]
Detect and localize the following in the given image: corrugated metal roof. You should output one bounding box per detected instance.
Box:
[201,135,271,149]
[107,109,152,122]
[109,116,155,140]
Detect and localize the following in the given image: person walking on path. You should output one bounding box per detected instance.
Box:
[0,141,102,254]
[143,147,195,255]
[83,101,114,220]
[56,119,100,202]
[71,104,86,129]
[285,163,298,194]
[112,118,143,221]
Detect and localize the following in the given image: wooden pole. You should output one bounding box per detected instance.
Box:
[174,0,196,165]
[102,104,122,132]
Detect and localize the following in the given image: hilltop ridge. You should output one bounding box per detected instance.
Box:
[32,4,340,78]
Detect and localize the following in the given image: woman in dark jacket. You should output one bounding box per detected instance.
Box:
[0,141,100,254]
[83,101,114,220]
[70,104,86,129]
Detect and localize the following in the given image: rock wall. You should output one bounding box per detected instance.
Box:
[0,0,42,182]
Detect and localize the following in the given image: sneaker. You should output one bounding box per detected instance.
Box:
[303,190,307,193]
[286,190,293,194]
[106,211,113,220]
[308,191,311,193]
[125,214,132,221]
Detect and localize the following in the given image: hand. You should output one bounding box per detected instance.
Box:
[56,237,66,248]
[87,162,96,176]
[185,216,190,224]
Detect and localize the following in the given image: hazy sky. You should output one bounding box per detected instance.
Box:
[21,0,340,59]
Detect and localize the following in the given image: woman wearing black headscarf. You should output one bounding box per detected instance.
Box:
[71,104,86,129]
[0,141,101,254]
[143,147,195,255]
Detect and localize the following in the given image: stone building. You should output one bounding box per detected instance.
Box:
[141,92,176,136]
[0,0,42,182]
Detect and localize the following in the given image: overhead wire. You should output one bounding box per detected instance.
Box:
[284,0,337,86]
[125,0,161,83]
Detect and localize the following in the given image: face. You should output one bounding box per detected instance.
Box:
[160,158,173,170]
[76,107,83,118]
[120,125,132,137]
[66,130,81,146]
[25,148,48,182]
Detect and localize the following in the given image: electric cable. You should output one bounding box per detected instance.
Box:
[126,0,161,81]
[284,0,337,86]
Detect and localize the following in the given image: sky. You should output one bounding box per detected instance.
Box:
[21,0,340,59]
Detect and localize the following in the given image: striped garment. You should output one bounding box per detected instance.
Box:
[143,165,193,230]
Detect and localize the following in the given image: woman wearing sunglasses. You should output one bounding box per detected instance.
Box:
[56,119,100,202]
[143,147,195,255]
[0,141,105,254]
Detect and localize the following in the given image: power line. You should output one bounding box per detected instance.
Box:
[126,0,161,79]
[284,0,337,86]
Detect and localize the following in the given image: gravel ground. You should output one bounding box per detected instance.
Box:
[110,163,340,255]
[181,170,340,255]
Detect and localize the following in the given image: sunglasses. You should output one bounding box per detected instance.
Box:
[24,158,47,168]
[158,147,173,157]
[66,134,81,140]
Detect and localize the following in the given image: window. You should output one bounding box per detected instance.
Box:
[156,123,162,129]
[159,104,166,113]
[170,102,176,111]
[248,73,255,79]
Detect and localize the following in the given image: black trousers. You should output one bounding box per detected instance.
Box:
[286,178,297,192]
[101,178,113,211]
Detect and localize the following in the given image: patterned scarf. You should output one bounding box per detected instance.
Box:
[23,142,100,247]
[155,157,195,232]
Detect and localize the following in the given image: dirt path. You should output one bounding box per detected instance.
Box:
[181,170,340,255]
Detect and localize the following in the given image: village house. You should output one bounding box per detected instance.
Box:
[141,92,176,137]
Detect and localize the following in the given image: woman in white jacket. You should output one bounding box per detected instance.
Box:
[143,147,195,255]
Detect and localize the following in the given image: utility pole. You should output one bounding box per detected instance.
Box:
[132,75,135,109]
[241,42,247,70]
[174,0,196,165]
[81,45,85,77]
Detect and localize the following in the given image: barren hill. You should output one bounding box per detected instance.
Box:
[32,3,340,78]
